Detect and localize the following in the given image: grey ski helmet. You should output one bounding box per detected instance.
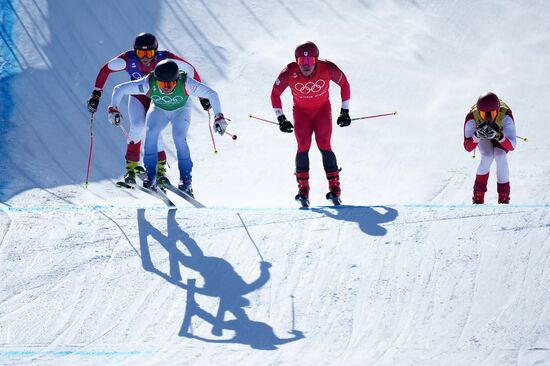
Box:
[154,60,179,82]
[134,33,158,50]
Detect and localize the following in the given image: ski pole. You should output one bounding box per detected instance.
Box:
[84,113,95,188]
[248,114,278,125]
[517,135,528,142]
[119,124,133,142]
[351,111,398,121]
[207,110,219,154]
[225,131,238,140]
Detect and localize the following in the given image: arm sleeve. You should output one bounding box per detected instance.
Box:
[327,61,351,107]
[498,115,517,151]
[94,53,128,90]
[463,118,479,152]
[111,76,150,108]
[270,68,290,116]
[167,52,202,82]
[185,77,222,115]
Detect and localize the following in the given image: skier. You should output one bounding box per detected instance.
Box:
[463,92,517,204]
[108,60,227,196]
[87,32,211,184]
[270,41,351,206]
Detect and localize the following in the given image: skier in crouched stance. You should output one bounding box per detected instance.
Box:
[463,92,517,204]
[109,60,227,197]
[270,41,351,206]
[87,32,211,185]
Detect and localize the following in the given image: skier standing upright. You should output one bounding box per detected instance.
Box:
[87,33,211,184]
[463,92,517,204]
[109,60,227,196]
[270,41,351,205]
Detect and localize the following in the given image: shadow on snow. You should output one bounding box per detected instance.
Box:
[137,208,304,350]
[310,205,398,236]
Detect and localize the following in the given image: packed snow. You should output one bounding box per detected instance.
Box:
[1,1,549,365]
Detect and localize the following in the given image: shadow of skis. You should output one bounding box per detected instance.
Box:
[137,209,304,350]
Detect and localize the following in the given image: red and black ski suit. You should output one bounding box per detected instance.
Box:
[270,60,350,174]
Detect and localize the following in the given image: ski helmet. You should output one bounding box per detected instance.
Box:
[154,60,179,82]
[295,41,319,60]
[476,92,500,112]
[134,32,158,50]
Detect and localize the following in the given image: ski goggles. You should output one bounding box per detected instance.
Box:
[135,49,156,58]
[479,110,498,121]
[297,56,316,66]
[157,80,177,89]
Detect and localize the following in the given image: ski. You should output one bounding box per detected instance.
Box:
[130,182,175,207]
[116,181,132,189]
[163,182,206,208]
[325,192,342,206]
[116,180,175,207]
[295,194,310,208]
[116,170,204,208]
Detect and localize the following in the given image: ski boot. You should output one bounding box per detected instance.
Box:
[325,170,342,205]
[154,159,170,190]
[472,191,485,204]
[157,160,167,179]
[124,161,140,184]
[472,173,489,204]
[157,176,170,190]
[178,179,194,198]
[497,182,510,204]
[294,172,310,208]
[142,175,155,190]
[498,193,510,204]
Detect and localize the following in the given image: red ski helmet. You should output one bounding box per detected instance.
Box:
[295,41,319,60]
[476,92,500,121]
[477,92,500,112]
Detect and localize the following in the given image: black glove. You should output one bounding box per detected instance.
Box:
[474,122,500,140]
[487,121,503,140]
[199,98,211,111]
[278,115,294,133]
[337,108,351,127]
[474,122,487,139]
[87,90,102,113]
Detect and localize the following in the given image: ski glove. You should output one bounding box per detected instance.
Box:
[214,113,228,135]
[337,108,351,127]
[199,98,211,111]
[474,122,501,140]
[108,106,123,126]
[487,121,503,140]
[278,115,294,133]
[87,90,102,113]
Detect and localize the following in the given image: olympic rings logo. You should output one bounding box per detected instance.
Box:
[151,95,185,105]
[294,80,325,94]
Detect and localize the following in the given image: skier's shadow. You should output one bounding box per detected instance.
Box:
[310,206,398,236]
[137,209,304,350]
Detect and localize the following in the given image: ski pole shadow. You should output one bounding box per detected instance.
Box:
[137,209,304,350]
[309,205,398,236]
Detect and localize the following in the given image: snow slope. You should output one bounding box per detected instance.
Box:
[1,1,550,365]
